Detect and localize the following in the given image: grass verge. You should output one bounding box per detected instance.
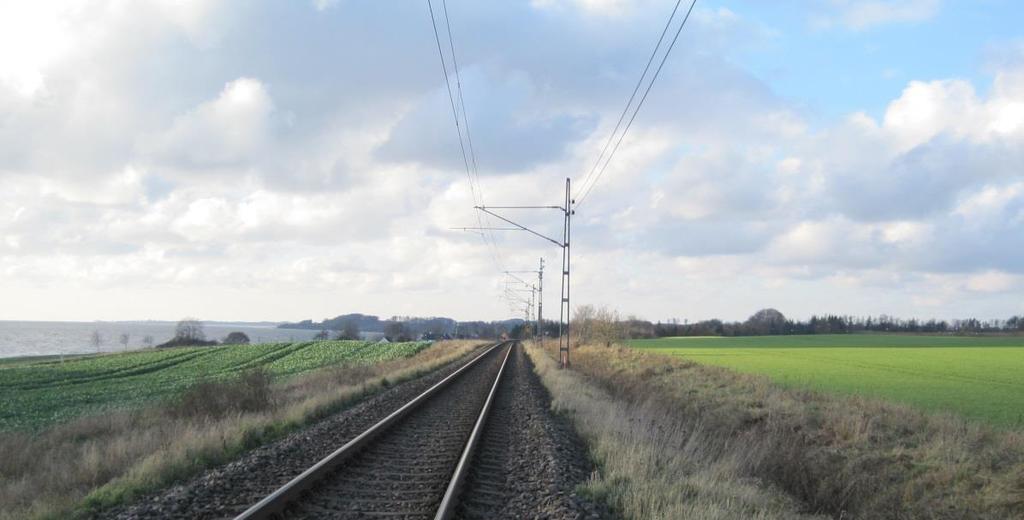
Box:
[525,342,1024,519]
[0,340,485,520]
[526,342,822,519]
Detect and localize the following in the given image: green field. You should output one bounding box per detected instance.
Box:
[630,334,1024,426]
[0,340,430,431]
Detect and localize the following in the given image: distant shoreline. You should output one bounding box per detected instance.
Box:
[0,320,283,327]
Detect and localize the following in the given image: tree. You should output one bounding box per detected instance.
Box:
[223,331,250,345]
[572,304,596,345]
[142,335,154,347]
[572,305,627,347]
[384,321,411,342]
[90,330,102,350]
[119,333,130,352]
[745,308,787,335]
[591,307,627,347]
[314,329,330,340]
[336,320,361,340]
[174,318,205,342]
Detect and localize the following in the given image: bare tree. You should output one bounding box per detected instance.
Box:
[119,333,130,352]
[336,320,361,341]
[592,307,627,347]
[573,305,627,347]
[142,335,154,347]
[90,330,102,350]
[572,304,596,345]
[314,329,330,340]
[174,318,205,342]
[384,321,411,342]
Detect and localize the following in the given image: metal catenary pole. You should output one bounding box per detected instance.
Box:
[469,177,571,368]
[527,290,534,333]
[557,177,572,368]
[537,257,544,342]
[504,269,540,340]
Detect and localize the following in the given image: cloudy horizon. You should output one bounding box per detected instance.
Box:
[2,0,1023,324]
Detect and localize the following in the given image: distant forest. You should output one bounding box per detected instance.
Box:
[278,313,527,340]
[642,309,1024,338]
[281,309,1024,341]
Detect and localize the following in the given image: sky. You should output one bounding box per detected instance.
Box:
[1,0,1023,323]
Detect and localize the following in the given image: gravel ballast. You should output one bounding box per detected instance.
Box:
[456,344,611,520]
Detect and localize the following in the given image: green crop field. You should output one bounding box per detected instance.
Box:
[630,334,1024,427]
[0,340,430,431]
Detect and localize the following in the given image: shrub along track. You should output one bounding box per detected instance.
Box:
[101,342,606,520]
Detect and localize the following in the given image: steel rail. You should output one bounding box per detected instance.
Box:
[234,341,508,520]
[434,341,514,519]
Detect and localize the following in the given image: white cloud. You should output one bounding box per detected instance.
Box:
[965,271,1022,293]
[2,0,1023,324]
[816,0,941,30]
[0,3,79,97]
[312,0,340,12]
[0,1,224,98]
[530,0,631,16]
[150,0,223,47]
[883,79,980,151]
[953,182,1024,220]
[149,77,274,167]
[810,73,1024,223]
[879,221,931,245]
[37,166,147,206]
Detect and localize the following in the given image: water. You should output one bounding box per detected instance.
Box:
[0,321,320,359]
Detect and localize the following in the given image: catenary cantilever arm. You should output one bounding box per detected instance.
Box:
[474,207,563,247]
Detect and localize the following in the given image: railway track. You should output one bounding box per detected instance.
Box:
[235,340,515,520]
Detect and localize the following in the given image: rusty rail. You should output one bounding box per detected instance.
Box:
[434,340,513,519]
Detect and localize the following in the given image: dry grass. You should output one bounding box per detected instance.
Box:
[527,342,822,520]
[0,340,484,520]
[526,342,1024,520]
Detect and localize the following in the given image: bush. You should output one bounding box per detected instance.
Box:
[170,368,273,419]
[174,318,206,342]
[223,332,250,345]
[155,337,218,348]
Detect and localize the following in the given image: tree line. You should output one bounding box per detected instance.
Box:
[566,306,1024,343]
[650,310,1024,338]
[281,313,531,341]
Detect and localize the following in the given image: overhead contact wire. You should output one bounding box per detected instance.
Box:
[439,0,507,276]
[575,0,684,199]
[576,0,698,208]
[442,0,509,276]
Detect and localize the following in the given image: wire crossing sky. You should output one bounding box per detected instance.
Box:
[574,0,698,207]
[1,1,1023,323]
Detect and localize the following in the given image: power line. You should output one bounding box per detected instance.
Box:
[442,0,481,195]
[440,0,489,233]
[438,0,508,277]
[427,0,475,204]
[575,0,684,198]
[428,0,507,280]
[575,0,698,207]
